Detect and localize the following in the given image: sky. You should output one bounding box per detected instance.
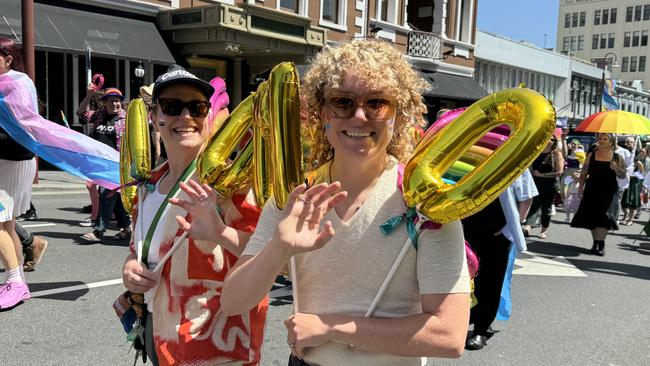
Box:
[477,0,561,49]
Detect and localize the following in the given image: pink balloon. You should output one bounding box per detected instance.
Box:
[207,77,230,134]
[476,132,508,150]
[465,241,479,278]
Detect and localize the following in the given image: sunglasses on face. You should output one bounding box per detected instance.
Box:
[323,92,397,120]
[154,98,210,118]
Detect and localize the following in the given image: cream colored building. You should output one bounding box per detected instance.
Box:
[556,0,650,87]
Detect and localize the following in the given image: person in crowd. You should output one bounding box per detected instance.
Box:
[121,66,267,365]
[571,133,626,256]
[564,171,582,222]
[620,154,645,225]
[77,86,104,226]
[16,201,37,221]
[611,137,635,224]
[465,169,537,351]
[216,40,470,365]
[16,223,47,272]
[522,136,564,239]
[561,139,583,205]
[79,87,131,242]
[0,37,37,309]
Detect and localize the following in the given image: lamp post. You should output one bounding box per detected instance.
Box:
[134,61,145,85]
[598,52,619,111]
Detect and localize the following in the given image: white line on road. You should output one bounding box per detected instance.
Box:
[32,190,88,196]
[21,223,57,228]
[31,278,123,298]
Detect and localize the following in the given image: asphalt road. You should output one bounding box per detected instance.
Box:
[1,188,649,366]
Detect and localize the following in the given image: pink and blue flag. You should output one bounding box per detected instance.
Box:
[0,70,120,189]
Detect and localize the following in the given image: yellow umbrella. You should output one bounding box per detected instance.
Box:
[575,110,650,135]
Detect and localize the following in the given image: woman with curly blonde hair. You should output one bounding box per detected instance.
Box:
[203,39,470,365]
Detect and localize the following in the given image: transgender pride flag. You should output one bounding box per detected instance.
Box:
[0,70,120,189]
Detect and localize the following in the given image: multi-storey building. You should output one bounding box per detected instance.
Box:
[556,0,650,87]
[159,0,486,115]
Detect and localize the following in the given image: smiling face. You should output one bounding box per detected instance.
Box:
[103,96,122,116]
[151,84,208,156]
[597,133,614,149]
[320,72,396,165]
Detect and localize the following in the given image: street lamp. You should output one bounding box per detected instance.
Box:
[134,61,145,83]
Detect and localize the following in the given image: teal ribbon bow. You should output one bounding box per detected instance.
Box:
[380,207,420,250]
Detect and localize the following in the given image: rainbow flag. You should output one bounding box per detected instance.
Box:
[602,79,619,111]
[0,70,120,189]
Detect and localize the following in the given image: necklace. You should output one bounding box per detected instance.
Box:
[329,161,364,212]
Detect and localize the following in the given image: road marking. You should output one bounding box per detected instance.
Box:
[31,278,123,298]
[21,223,57,228]
[514,252,587,277]
[32,190,88,196]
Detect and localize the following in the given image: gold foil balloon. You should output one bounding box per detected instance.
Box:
[119,135,136,213]
[267,62,303,208]
[212,141,254,196]
[252,81,273,207]
[404,88,556,223]
[126,98,151,182]
[198,94,255,186]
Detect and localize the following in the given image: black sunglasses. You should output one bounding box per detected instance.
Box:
[154,98,210,118]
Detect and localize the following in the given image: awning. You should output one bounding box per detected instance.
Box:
[0,0,175,64]
[421,71,488,101]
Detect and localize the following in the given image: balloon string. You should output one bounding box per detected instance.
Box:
[290,256,299,314]
[152,231,189,273]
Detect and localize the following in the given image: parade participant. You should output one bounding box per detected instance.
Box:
[522,136,564,239]
[121,66,267,365]
[564,171,582,222]
[16,223,47,272]
[0,37,37,309]
[620,155,645,225]
[571,133,626,256]
[219,40,470,365]
[77,85,104,227]
[79,87,131,242]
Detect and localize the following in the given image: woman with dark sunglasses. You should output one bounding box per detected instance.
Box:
[212,40,469,365]
[120,66,267,365]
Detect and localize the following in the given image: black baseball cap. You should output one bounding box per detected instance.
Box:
[152,65,214,101]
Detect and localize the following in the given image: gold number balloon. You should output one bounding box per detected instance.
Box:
[404,88,556,223]
[119,133,136,213]
[267,62,303,208]
[197,94,255,188]
[197,62,303,208]
[126,98,151,182]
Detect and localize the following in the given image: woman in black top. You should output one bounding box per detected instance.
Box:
[522,136,564,239]
[571,133,626,256]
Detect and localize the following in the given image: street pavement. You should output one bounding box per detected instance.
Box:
[1,171,649,365]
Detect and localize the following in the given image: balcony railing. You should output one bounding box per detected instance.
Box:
[407,30,442,60]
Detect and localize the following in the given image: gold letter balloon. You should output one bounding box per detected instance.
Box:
[126,98,151,182]
[197,62,303,208]
[404,88,556,223]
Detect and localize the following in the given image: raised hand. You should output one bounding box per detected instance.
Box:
[169,180,223,241]
[272,182,347,256]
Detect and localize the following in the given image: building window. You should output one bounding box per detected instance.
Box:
[563,36,570,51]
[594,10,601,25]
[578,35,584,50]
[321,0,342,24]
[631,56,638,72]
[635,5,642,21]
[643,31,649,46]
[602,9,609,24]
[611,8,617,23]
[640,56,647,72]
[608,33,615,48]
[580,11,586,26]
[280,0,299,12]
[645,5,650,20]
[627,6,633,22]
[381,0,389,21]
[592,34,599,49]
[600,34,607,49]
[565,13,571,28]
[625,31,632,47]
[571,35,578,51]
[572,12,579,27]
[622,56,629,72]
[633,31,640,46]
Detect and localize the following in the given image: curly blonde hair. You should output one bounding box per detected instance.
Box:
[303,39,429,170]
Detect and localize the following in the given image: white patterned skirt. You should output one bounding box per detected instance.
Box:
[0,158,36,222]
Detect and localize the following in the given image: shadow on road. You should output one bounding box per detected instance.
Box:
[527,241,650,281]
[32,230,131,247]
[27,281,89,301]
[618,242,650,256]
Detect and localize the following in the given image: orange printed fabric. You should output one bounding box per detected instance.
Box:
[130,163,268,366]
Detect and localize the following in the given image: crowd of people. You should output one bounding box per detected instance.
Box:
[1,35,649,365]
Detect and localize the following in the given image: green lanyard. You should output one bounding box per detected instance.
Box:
[141,160,197,264]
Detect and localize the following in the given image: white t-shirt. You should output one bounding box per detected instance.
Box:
[134,179,168,305]
[243,158,470,366]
